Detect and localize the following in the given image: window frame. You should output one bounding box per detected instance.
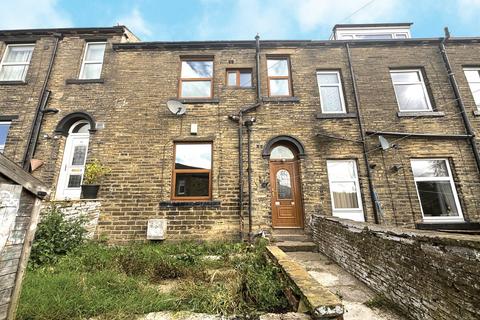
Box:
[411,158,464,223]
[390,69,433,112]
[226,68,252,88]
[326,159,364,221]
[0,44,35,82]
[463,67,480,110]
[178,58,214,99]
[0,121,11,153]
[171,142,213,201]
[316,70,347,114]
[79,41,107,80]
[266,56,292,97]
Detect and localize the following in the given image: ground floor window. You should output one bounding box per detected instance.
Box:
[326,160,364,222]
[172,142,212,200]
[0,121,11,153]
[411,159,463,222]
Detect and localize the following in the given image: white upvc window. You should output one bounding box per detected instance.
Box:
[0,44,34,81]
[463,68,480,110]
[317,71,346,113]
[411,159,464,222]
[79,42,106,79]
[0,121,11,153]
[326,160,364,222]
[390,69,432,111]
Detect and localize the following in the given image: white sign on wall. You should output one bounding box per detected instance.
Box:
[0,185,22,254]
[147,219,167,240]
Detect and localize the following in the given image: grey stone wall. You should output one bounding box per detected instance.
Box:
[310,215,480,320]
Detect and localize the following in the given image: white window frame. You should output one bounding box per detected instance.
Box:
[327,159,364,222]
[390,69,433,112]
[0,121,11,153]
[79,42,106,80]
[411,158,464,223]
[0,44,35,82]
[463,67,480,110]
[316,71,346,113]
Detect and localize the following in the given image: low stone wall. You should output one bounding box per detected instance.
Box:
[310,215,480,320]
[41,200,101,238]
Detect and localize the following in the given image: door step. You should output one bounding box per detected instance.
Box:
[273,234,311,242]
[271,228,306,235]
[275,241,318,253]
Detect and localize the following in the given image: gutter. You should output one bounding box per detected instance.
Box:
[366,131,473,139]
[22,33,61,171]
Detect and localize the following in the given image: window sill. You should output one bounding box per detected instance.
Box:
[397,111,445,118]
[416,221,479,231]
[262,96,300,104]
[179,98,220,104]
[473,110,480,116]
[225,86,255,90]
[65,78,105,84]
[0,80,27,85]
[316,112,357,119]
[159,200,221,208]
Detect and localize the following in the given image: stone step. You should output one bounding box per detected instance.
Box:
[276,241,318,252]
[272,228,306,235]
[273,234,312,242]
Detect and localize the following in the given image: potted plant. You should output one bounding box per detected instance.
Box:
[81,159,111,199]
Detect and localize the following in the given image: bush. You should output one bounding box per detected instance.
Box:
[30,206,87,268]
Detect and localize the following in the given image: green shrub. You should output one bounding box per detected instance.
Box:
[30,206,87,268]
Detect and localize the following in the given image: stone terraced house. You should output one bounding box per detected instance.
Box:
[1,23,480,243]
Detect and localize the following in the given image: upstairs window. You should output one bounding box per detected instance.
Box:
[0,122,11,153]
[411,159,463,222]
[464,68,480,110]
[180,59,213,98]
[227,69,252,87]
[390,69,432,111]
[79,42,106,79]
[267,57,291,96]
[172,143,212,200]
[317,71,346,113]
[0,44,34,81]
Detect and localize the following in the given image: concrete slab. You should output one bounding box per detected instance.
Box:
[287,252,407,320]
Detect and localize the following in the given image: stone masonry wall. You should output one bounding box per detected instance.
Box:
[310,215,480,320]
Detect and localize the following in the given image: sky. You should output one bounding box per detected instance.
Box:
[0,0,479,41]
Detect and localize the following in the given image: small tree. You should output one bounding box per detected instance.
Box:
[83,159,111,185]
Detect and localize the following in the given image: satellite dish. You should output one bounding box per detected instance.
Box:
[167,100,187,115]
[378,135,393,150]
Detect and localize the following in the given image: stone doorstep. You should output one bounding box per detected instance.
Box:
[266,246,344,320]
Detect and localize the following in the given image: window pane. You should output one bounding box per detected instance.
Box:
[395,34,408,39]
[468,82,480,106]
[175,144,211,170]
[181,61,213,78]
[71,122,90,133]
[394,83,429,110]
[267,59,289,76]
[464,70,480,83]
[181,81,212,98]
[320,86,343,112]
[0,123,10,151]
[4,46,33,63]
[175,172,209,197]
[331,182,359,209]
[355,34,393,39]
[0,65,27,81]
[391,71,420,83]
[227,72,237,86]
[80,63,102,79]
[270,146,294,160]
[85,43,106,62]
[239,72,252,87]
[67,175,82,188]
[317,73,340,85]
[327,161,356,180]
[72,146,87,165]
[276,169,292,199]
[269,79,289,96]
[411,160,449,177]
[417,181,459,217]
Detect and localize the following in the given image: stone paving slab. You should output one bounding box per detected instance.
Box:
[135,311,312,320]
[287,252,407,320]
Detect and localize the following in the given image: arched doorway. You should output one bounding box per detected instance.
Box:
[267,140,304,228]
[55,120,91,200]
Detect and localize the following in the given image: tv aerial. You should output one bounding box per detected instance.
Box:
[166,100,187,116]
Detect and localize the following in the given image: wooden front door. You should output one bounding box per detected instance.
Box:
[270,161,303,228]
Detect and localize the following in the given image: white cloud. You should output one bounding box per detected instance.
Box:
[0,0,71,30]
[457,0,480,23]
[117,8,152,37]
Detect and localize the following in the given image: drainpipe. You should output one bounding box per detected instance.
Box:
[255,34,262,102]
[345,43,381,224]
[439,28,480,175]
[244,117,256,242]
[23,33,62,170]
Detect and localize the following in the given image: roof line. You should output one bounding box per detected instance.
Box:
[0,26,128,36]
[332,22,413,31]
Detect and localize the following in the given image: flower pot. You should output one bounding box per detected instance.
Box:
[81,184,100,199]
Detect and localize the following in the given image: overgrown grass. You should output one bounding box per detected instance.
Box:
[17,240,289,319]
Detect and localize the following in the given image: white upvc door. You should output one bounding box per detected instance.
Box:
[55,134,89,200]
